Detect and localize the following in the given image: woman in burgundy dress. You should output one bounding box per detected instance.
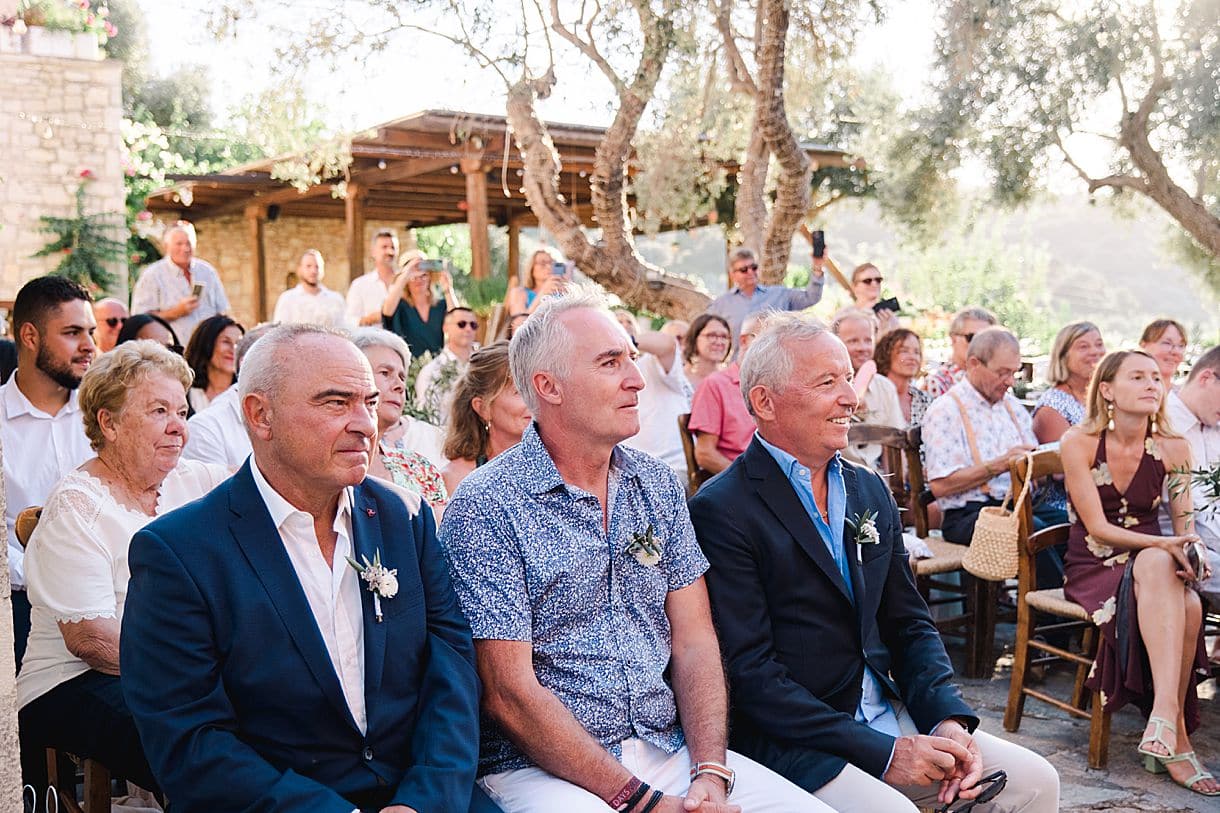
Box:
[1062,349,1216,797]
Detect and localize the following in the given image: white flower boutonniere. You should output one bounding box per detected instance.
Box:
[847,509,881,564]
[346,550,398,622]
[625,524,664,567]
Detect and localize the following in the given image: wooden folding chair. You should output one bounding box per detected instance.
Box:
[16,506,113,813]
[677,413,711,496]
[1003,452,1111,768]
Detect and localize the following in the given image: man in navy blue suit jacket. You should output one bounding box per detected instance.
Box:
[688,313,1059,813]
[120,324,497,813]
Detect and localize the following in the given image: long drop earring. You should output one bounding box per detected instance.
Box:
[1106,401,1115,431]
[1150,414,1158,435]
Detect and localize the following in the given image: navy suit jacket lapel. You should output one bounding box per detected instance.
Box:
[226,463,361,733]
[841,464,869,630]
[350,483,388,713]
[745,440,853,606]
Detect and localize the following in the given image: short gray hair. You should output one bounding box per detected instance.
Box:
[164,222,197,246]
[967,327,1020,364]
[239,323,351,402]
[727,246,756,266]
[235,322,278,377]
[830,307,875,337]
[509,284,614,414]
[739,312,828,416]
[950,306,997,335]
[351,327,411,368]
[370,228,398,249]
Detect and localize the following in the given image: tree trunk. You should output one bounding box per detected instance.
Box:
[736,125,770,258]
[505,6,711,319]
[1121,113,1220,258]
[752,0,810,284]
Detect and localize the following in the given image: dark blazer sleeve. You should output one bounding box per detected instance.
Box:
[389,500,482,811]
[121,526,355,813]
[873,488,977,734]
[690,494,897,774]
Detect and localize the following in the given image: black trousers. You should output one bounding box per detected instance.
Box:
[12,589,31,670]
[19,669,159,794]
[941,499,1067,590]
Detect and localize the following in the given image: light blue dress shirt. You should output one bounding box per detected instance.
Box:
[755,433,901,738]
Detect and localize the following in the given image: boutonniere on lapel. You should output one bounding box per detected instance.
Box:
[847,509,881,564]
[345,550,398,622]
[625,524,664,567]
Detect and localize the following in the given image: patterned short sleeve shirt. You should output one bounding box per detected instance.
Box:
[439,423,709,775]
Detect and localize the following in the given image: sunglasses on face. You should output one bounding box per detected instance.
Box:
[732,263,759,273]
[934,770,1007,813]
[857,276,883,285]
[954,332,976,344]
[104,317,126,328]
[453,319,479,330]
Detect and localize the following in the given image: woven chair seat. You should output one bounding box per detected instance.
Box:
[1024,588,1089,622]
[913,538,965,576]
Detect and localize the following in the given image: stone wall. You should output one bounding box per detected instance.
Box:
[188,216,403,328]
[0,53,125,311]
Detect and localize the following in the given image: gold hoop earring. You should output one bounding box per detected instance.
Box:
[1106,400,1115,431]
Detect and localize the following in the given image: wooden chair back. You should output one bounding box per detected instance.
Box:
[1009,448,1063,592]
[846,423,923,531]
[677,414,711,496]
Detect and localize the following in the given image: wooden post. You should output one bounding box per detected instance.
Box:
[244,204,268,323]
[344,182,366,292]
[507,217,521,287]
[461,158,491,280]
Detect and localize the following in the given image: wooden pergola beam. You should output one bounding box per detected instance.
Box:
[343,182,366,292]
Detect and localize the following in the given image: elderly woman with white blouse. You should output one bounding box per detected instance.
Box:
[17,341,228,793]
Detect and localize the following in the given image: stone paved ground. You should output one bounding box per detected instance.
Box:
[946,618,1218,812]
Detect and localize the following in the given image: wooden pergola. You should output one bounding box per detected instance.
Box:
[145,109,853,318]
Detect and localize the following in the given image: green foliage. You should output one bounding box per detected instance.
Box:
[415,225,509,311]
[899,228,1062,350]
[889,0,1220,290]
[32,181,126,292]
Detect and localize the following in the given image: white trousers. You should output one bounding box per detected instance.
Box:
[813,707,1059,813]
[480,738,835,812]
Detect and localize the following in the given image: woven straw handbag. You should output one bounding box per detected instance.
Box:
[962,453,1034,581]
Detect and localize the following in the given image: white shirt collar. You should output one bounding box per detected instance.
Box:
[249,456,353,533]
[1,374,82,421]
[1167,390,1201,435]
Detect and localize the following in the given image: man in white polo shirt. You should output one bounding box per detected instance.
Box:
[0,276,96,668]
[345,229,401,327]
[131,221,231,343]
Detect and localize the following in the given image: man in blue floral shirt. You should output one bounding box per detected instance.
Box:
[440,287,829,813]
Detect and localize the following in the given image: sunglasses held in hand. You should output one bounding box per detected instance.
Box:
[934,770,1007,813]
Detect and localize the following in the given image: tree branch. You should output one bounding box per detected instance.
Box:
[715,0,756,95]
[548,0,627,96]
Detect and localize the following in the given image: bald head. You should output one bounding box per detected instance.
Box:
[92,298,129,353]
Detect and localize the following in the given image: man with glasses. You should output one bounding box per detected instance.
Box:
[923,307,998,400]
[708,246,825,358]
[921,328,1037,546]
[416,307,479,425]
[92,298,128,353]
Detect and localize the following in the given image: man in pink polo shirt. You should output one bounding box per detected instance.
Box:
[689,312,766,475]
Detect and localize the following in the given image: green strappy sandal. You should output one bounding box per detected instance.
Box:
[1138,716,1176,764]
[1145,751,1220,797]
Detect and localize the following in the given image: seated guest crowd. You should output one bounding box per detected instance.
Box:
[3,236,1217,812]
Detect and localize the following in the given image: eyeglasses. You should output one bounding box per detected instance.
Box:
[953,332,977,344]
[934,770,1007,813]
[454,319,479,330]
[103,317,126,328]
[732,263,759,274]
[857,276,883,285]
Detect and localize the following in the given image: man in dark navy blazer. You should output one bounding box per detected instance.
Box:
[689,313,1059,813]
[120,324,497,813]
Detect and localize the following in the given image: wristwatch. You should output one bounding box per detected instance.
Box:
[690,761,736,796]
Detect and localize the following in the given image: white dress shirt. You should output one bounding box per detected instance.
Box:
[250,459,366,734]
[273,284,350,328]
[183,385,252,470]
[130,257,231,342]
[1162,390,1220,544]
[345,272,390,325]
[415,347,468,427]
[0,376,94,589]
